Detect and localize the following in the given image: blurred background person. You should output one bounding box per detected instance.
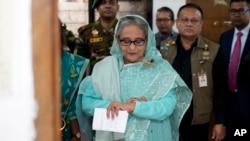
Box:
[60,20,89,141]
[213,0,250,140]
[155,6,177,50]
[75,0,119,75]
[61,21,79,54]
[160,3,224,141]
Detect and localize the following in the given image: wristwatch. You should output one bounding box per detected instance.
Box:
[74,132,81,138]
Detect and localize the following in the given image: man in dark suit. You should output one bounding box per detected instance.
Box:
[213,0,250,140]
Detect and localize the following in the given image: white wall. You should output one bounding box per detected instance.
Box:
[152,0,186,33]
[58,2,88,36]
[0,0,37,140]
[58,0,186,35]
[58,1,145,36]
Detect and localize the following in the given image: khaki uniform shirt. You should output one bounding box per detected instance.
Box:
[160,35,219,124]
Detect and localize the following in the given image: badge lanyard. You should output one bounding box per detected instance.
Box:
[198,44,209,87]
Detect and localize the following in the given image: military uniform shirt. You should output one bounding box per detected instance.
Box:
[75,19,118,74]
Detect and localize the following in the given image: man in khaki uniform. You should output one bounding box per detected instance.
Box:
[75,0,119,74]
[160,3,225,141]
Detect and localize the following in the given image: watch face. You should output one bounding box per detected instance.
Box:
[75,132,81,138]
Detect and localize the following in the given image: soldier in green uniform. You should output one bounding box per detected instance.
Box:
[75,0,119,74]
[60,19,80,53]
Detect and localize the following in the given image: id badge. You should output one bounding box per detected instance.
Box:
[198,72,208,87]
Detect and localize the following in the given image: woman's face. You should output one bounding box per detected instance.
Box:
[118,25,146,64]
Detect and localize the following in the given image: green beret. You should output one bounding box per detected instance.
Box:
[92,0,102,9]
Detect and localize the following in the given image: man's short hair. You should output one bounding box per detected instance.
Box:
[157,6,175,21]
[92,0,119,8]
[177,3,203,19]
[230,0,250,7]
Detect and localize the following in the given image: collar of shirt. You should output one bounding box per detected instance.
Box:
[232,24,250,56]
[159,31,175,42]
[176,35,197,52]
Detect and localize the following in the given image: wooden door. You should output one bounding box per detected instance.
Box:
[32,0,61,141]
[187,0,232,43]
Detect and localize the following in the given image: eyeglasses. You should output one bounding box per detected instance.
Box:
[229,8,249,15]
[156,18,171,23]
[119,38,146,46]
[179,18,201,25]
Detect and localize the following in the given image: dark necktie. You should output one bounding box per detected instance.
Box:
[228,31,243,92]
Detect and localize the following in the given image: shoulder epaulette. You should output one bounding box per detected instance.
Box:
[78,23,94,36]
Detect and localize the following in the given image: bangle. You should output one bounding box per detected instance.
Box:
[60,118,66,131]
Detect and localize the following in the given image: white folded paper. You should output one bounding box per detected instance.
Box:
[92,108,128,133]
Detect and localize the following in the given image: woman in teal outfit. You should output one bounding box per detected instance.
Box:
[60,21,89,141]
[76,15,192,141]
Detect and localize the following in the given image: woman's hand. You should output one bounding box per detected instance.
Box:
[107,101,126,119]
[70,119,81,141]
[124,96,147,113]
[107,97,147,119]
[107,100,139,119]
[125,102,136,113]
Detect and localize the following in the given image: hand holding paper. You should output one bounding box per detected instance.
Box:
[92,108,128,133]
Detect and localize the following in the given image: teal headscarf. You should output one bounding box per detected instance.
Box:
[110,15,162,65]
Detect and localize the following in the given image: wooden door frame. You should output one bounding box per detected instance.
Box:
[32,0,61,141]
[146,0,153,28]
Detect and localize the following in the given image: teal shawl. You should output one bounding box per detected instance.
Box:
[76,15,192,141]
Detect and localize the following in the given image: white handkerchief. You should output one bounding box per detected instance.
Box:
[92,108,128,133]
